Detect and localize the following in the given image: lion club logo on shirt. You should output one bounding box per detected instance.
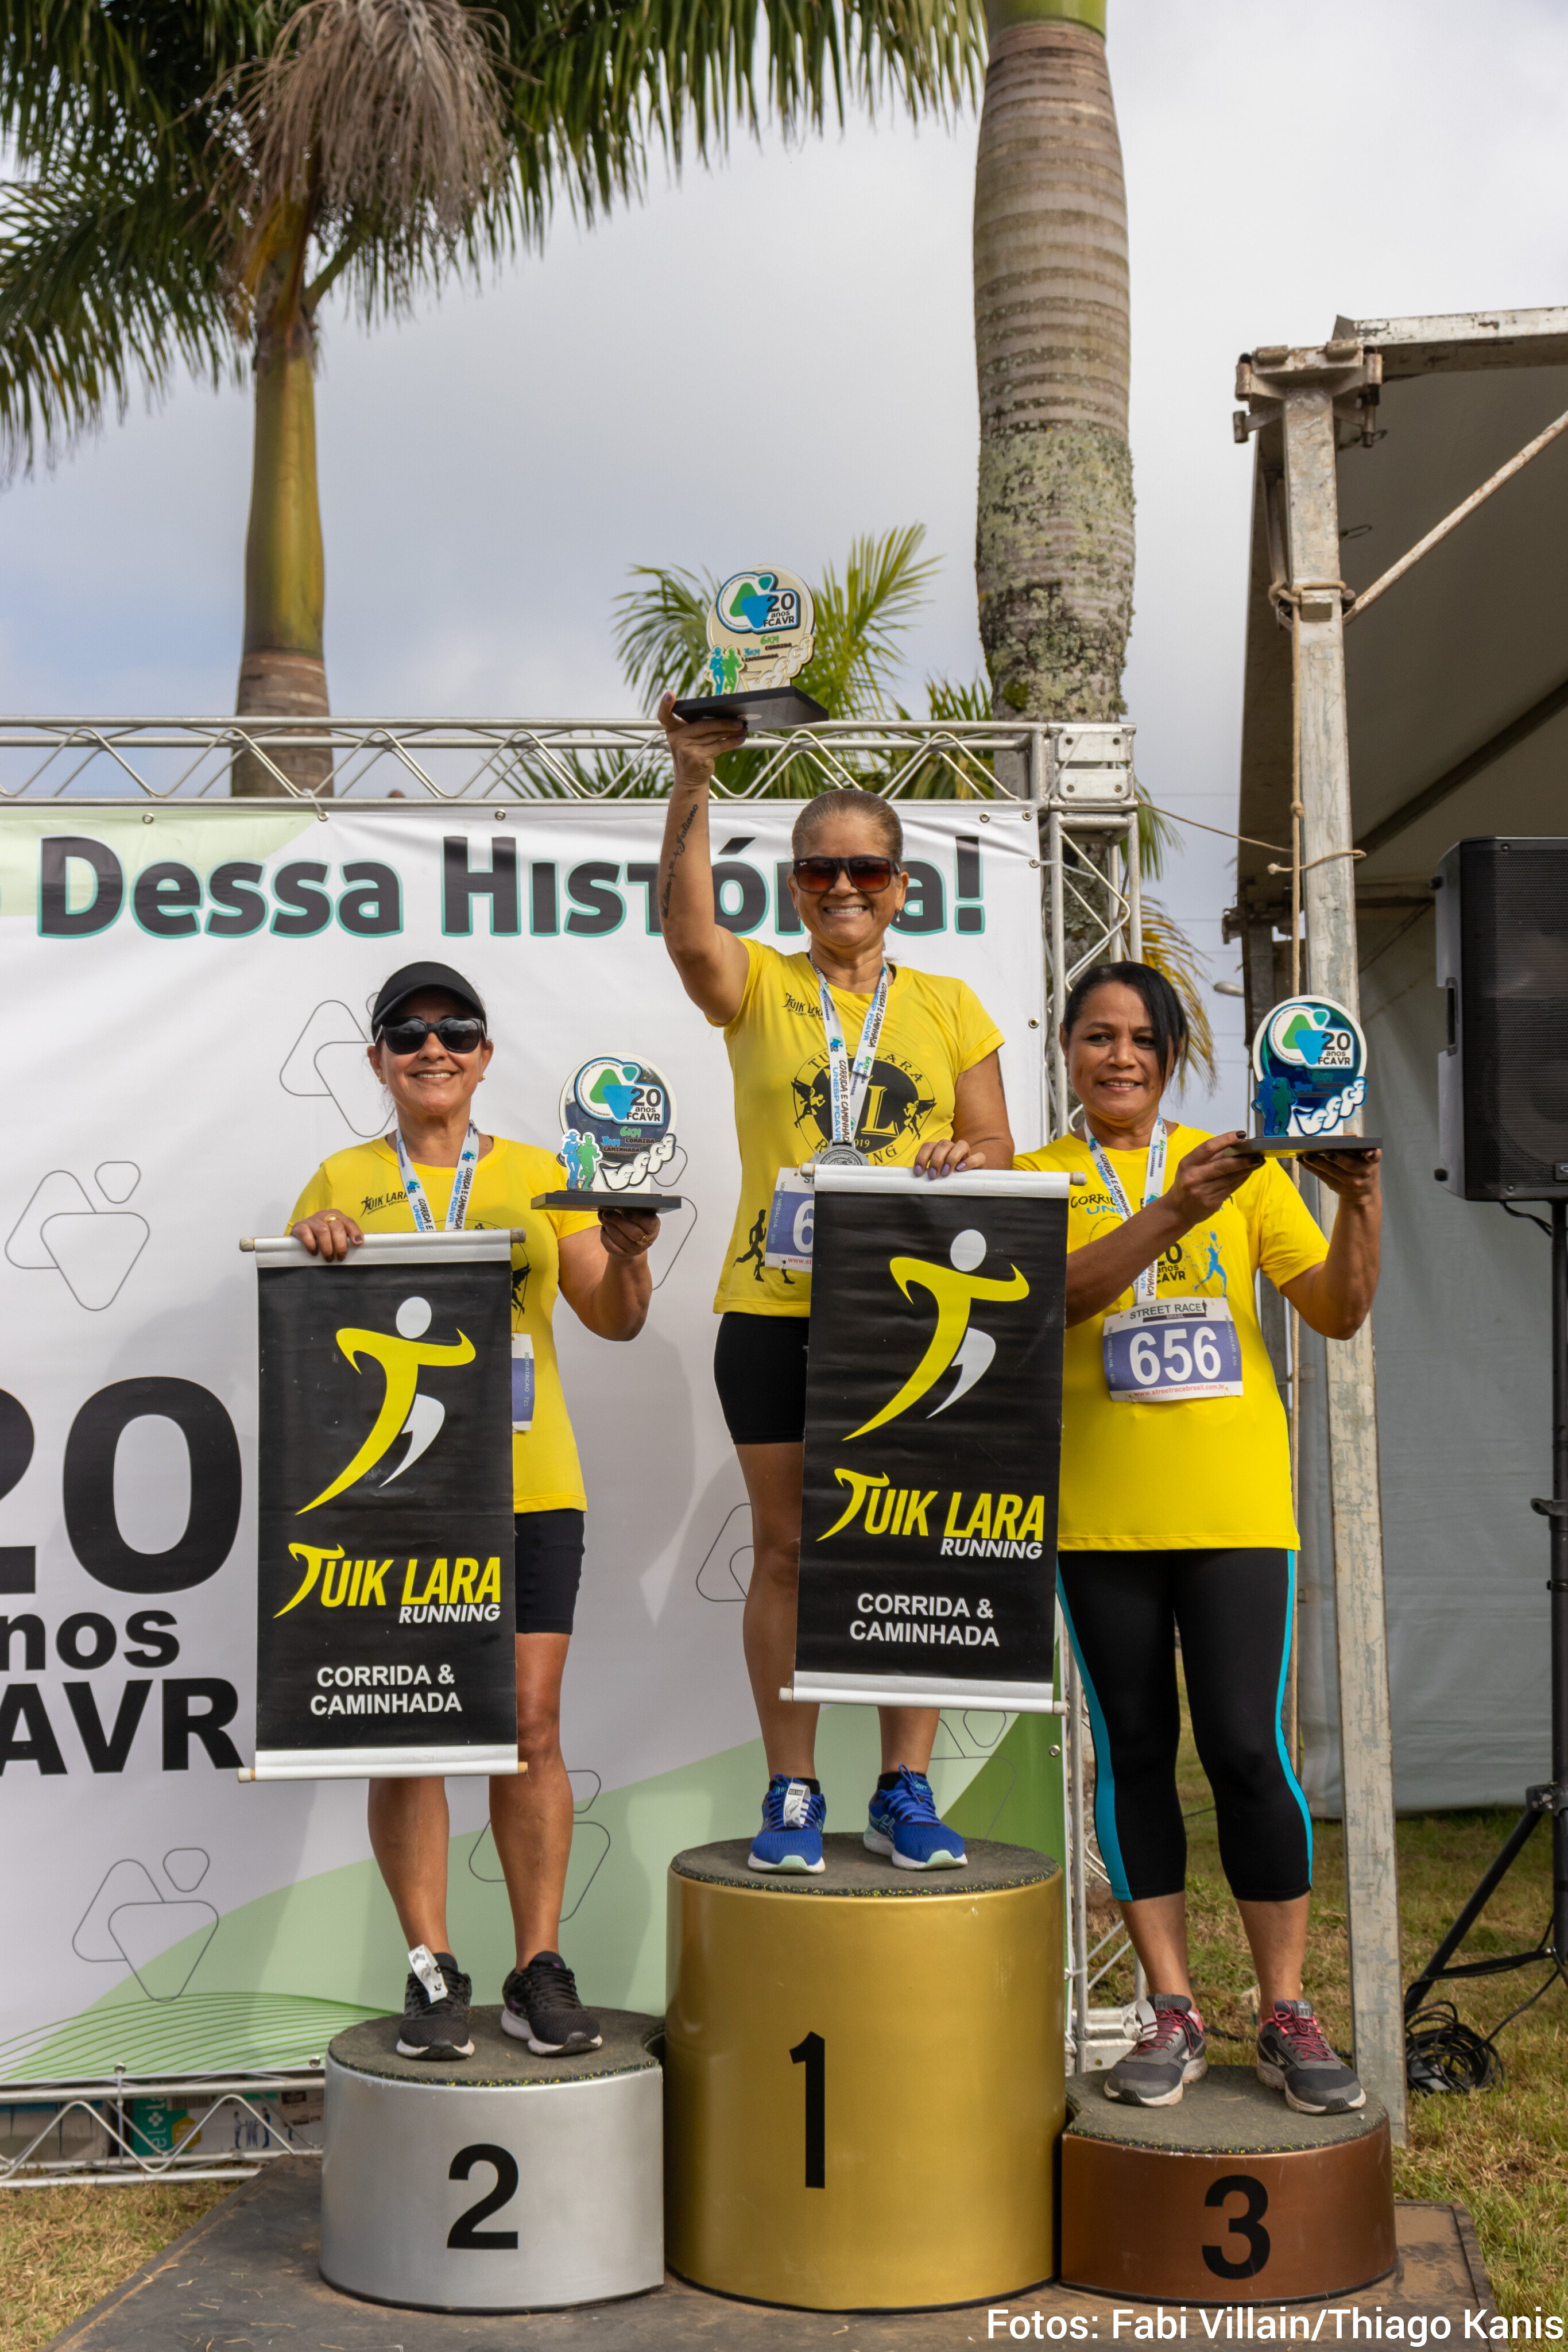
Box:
[791,1051,937,1159]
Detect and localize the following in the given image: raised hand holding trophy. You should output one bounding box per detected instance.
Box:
[531,1056,684,1212]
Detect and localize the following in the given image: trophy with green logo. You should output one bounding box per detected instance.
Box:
[1241,995,1381,1160]
[670,566,829,733]
[532,1057,684,1211]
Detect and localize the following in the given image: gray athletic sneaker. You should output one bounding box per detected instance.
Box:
[1256,2000,1365,2114]
[1104,1994,1207,2106]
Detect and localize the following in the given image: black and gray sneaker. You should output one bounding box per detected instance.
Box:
[396,1945,474,2060]
[1256,1999,1365,2114]
[501,1951,603,2056]
[1104,1994,1207,2107]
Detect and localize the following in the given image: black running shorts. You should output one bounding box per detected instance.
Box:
[514,1507,584,1636]
[714,1312,811,1446]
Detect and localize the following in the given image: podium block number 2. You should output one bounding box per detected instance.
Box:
[791,2033,825,2188]
[448,2145,520,2249]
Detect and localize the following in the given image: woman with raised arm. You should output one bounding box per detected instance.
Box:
[656,698,1015,1874]
[1018,963,1381,2118]
[287,960,657,2066]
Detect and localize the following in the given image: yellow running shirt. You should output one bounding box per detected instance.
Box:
[714,939,1004,1317]
[289,1137,599,1514]
[1016,1127,1329,1550]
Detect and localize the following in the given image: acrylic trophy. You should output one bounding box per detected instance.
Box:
[531,1057,684,1212]
[1243,995,1381,1159]
[669,566,829,733]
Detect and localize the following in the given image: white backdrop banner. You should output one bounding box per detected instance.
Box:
[0,801,1046,2077]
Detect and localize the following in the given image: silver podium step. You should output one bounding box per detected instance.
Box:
[321,2007,663,2312]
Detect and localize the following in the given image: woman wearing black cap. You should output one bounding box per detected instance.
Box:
[287,962,657,2063]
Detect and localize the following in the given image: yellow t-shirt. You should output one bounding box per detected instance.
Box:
[1016,1126,1329,1550]
[289,1136,599,1514]
[714,939,1005,1317]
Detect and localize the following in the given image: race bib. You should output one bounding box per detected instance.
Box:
[1102,1298,1242,1403]
[765,1169,815,1271]
[511,1333,535,1433]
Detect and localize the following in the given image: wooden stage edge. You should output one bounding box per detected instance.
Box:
[45,2161,1496,2351]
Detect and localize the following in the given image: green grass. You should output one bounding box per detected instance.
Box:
[0,2177,231,2352]
[1088,1724,1567,2318]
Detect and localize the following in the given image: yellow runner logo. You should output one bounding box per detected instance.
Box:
[847,1228,1028,1440]
[299,1299,475,1514]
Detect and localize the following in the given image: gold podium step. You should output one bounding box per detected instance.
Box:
[1059,2065,1397,2304]
[664,1832,1063,2311]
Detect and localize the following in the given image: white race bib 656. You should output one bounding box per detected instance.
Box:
[1102,1297,1242,1403]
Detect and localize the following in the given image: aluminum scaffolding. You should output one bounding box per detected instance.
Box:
[0,710,1147,2169]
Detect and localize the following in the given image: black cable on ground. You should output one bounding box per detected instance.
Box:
[1405,1948,1567,2094]
[1406,2001,1506,2094]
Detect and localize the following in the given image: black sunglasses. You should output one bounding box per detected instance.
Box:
[377,1015,486,1056]
[792,854,898,894]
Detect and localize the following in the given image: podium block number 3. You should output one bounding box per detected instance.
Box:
[448,2145,520,2249]
[1201,2174,1270,2280]
[791,2033,825,2188]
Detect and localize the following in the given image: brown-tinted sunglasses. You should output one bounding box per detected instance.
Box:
[792,855,898,893]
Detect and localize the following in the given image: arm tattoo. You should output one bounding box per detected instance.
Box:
[660,801,700,920]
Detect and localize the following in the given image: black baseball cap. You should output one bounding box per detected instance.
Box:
[370,962,487,1031]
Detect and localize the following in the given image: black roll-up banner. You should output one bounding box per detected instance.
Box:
[794,1169,1068,1709]
[252,1237,516,1778]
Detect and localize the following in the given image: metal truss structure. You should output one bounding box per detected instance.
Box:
[0,710,1144,2145]
[0,2067,324,2188]
[0,714,1027,807]
[0,711,1139,1134]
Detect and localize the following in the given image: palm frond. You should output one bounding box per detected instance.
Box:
[613,563,715,705]
[504,0,984,211]
[235,1,511,241]
[0,2,268,166]
[798,524,940,717]
[0,163,234,478]
[1136,782,1177,883]
[1140,901,1217,1088]
[924,672,989,722]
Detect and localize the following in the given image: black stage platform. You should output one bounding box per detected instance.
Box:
[45,2159,1495,2348]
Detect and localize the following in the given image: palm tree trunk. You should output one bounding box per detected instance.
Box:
[232,204,331,797]
[973,0,1132,724]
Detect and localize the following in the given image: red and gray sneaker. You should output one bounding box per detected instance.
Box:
[1103,1994,1207,2107]
[1256,1999,1365,2114]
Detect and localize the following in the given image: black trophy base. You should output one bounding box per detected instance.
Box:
[1235,1135,1383,1160]
[670,686,829,732]
[532,1192,684,1213]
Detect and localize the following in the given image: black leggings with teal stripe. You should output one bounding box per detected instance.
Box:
[1056,1548,1312,1905]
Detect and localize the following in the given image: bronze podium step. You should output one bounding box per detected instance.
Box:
[1060,2065,1397,2305]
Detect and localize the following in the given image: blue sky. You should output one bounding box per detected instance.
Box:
[1,0,1565,1121]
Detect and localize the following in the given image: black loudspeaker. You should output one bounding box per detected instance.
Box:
[1435,837,1568,1200]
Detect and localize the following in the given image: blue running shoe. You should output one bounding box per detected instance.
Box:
[748,1775,826,1873]
[865,1767,967,1870]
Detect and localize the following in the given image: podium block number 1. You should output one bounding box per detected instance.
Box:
[790,2033,825,2188]
[448,2145,520,2249]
